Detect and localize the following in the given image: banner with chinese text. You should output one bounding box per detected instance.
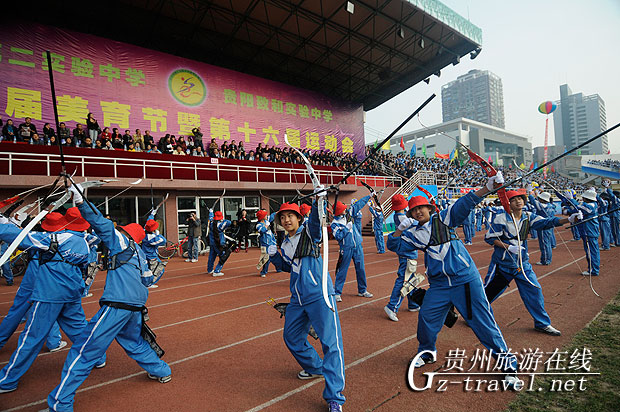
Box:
[0,23,364,157]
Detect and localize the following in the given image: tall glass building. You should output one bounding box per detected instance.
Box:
[553,84,608,156]
[441,69,505,128]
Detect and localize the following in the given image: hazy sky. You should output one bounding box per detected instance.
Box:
[364,0,620,154]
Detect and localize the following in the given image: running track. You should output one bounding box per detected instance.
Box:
[0,230,617,412]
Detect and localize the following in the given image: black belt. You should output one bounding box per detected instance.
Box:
[100,301,144,312]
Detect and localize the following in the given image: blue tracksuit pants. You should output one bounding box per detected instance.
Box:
[610,215,620,246]
[374,230,385,254]
[531,229,538,239]
[571,225,581,241]
[283,297,345,405]
[0,285,62,350]
[550,229,556,248]
[207,244,224,273]
[582,236,600,275]
[334,247,367,295]
[48,305,170,412]
[387,257,419,312]
[538,229,553,265]
[0,301,96,391]
[417,278,517,372]
[599,220,611,249]
[463,224,474,243]
[484,262,551,329]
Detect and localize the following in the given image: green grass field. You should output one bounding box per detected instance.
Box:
[505,292,620,412]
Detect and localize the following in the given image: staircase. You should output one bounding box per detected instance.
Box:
[362,170,438,236]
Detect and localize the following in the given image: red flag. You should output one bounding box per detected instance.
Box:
[434,153,449,159]
[399,136,405,151]
[488,155,492,163]
[608,150,611,155]
[551,165,555,172]
[529,162,534,171]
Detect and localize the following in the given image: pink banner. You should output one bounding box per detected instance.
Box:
[0,23,364,157]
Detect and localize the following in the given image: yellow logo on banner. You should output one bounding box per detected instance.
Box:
[168,69,207,107]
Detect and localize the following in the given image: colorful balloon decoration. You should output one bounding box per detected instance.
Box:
[538,101,557,115]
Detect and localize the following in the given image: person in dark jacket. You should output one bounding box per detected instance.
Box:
[1,119,17,142]
[236,209,251,252]
[186,212,201,262]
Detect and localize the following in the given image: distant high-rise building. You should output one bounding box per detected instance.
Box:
[553,84,608,156]
[441,69,505,128]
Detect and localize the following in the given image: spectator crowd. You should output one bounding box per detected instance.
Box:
[588,158,620,171]
[0,115,589,191]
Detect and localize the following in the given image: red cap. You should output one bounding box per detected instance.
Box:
[120,223,146,243]
[407,196,433,210]
[145,219,159,232]
[64,207,90,231]
[256,209,268,221]
[506,188,527,201]
[333,201,347,216]
[41,212,68,232]
[299,204,312,216]
[213,211,224,221]
[275,202,302,222]
[391,194,407,211]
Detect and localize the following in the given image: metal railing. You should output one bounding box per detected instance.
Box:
[379,170,437,218]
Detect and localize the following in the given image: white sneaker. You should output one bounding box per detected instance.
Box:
[148,373,172,383]
[297,370,323,380]
[184,259,191,262]
[413,351,436,368]
[212,272,224,277]
[94,361,106,369]
[191,259,198,263]
[334,295,342,302]
[503,375,524,390]
[148,284,159,289]
[84,293,94,298]
[49,340,68,353]
[535,325,561,336]
[384,306,399,322]
[357,291,373,298]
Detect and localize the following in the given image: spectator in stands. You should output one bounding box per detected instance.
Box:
[134,129,144,151]
[238,141,245,158]
[221,141,229,157]
[173,145,186,155]
[246,150,255,161]
[94,140,103,149]
[212,148,221,158]
[123,130,134,149]
[2,119,17,142]
[111,128,124,149]
[48,135,58,147]
[146,143,161,154]
[42,123,55,144]
[159,135,173,154]
[208,138,218,157]
[17,117,37,142]
[169,135,177,148]
[177,136,188,153]
[80,136,93,149]
[127,143,136,152]
[72,123,87,146]
[31,133,44,145]
[86,113,100,142]
[191,145,205,157]
[103,140,114,150]
[99,127,111,145]
[143,130,154,148]
[192,127,203,150]
[58,122,71,144]
[64,136,76,147]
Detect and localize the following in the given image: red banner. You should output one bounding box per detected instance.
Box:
[434,153,449,159]
[0,23,365,157]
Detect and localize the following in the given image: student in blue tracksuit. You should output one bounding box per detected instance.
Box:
[330,196,373,301]
[384,194,420,322]
[268,201,345,412]
[462,208,475,245]
[483,189,581,336]
[368,199,385,254]
[142,213,168,288]
[47,184,171,412]
[606,187,620,246]
[528,191,555,265]
[570,190,600,276]
[597,192,611,250]
[207,210,231,277]
[255,209,281,277]
[475,206,483,232]
[387,173,522,388]
[0,212,96,393]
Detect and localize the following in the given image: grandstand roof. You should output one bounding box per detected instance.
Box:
[22,0,481,111]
